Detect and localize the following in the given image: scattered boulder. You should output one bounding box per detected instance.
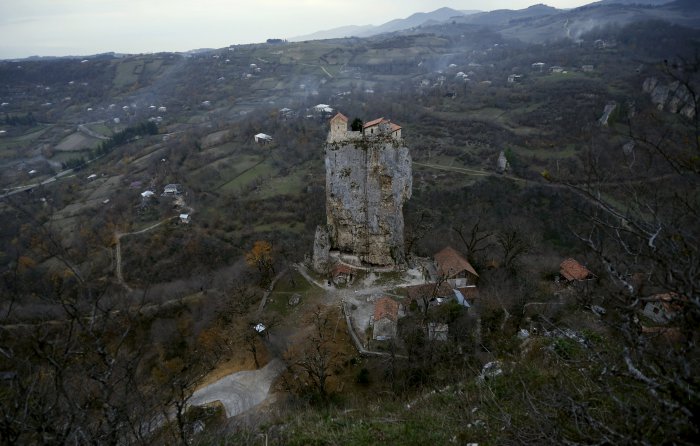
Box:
[288,293,301,307]
[643,77,696,119]
[478,361,503,381]
[598,102,617,126]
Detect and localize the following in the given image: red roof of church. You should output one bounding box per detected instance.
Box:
[363,117,386,128]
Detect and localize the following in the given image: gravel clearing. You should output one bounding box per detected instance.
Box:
[189,358,286,418]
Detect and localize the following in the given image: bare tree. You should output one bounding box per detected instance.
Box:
[548,58,700,443]
[286,306,339,399]
[496,229,531,270]
[453,217,494,264]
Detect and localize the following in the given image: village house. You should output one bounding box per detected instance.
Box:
[405,282,478,310]
[406,282,454,309]
[179,213,191,224]
[434,246,479,287]
[507,74,523,83]
[559,258,595,282]
[278,108,295,119]
[312,104,334,116]
[642,293,682,324]
[371,297,400,341]
[254,133,273,144]
[331,264,354,286]
[532,62,546,71]
[162,184,182,196]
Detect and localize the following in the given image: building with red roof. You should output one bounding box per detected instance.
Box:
[434,246,479,286]
[559,258,594,282]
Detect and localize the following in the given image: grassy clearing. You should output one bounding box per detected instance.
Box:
[84,123,113,137]
[254,166,307,199]
[83,175,123,202]
[55,132,101,152]
[251,77,281,91]
[113,60,141,88]
[0,126,50,151]
[218,158,276,193]
[265,269,323,317]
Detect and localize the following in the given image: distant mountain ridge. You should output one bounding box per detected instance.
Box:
[593,0,674,5]
[290,7,477,41]
[291,0,700,45]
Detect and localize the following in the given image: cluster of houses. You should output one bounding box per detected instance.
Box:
[356,251,684,345]
[365,246,481,342]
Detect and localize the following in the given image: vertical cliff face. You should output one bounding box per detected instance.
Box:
[325,135,412,266]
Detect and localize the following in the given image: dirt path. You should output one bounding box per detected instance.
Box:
[256,268,288,316]
[189,359,286,418]
[113,216,178,290]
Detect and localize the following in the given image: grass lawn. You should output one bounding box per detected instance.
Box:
[265,269,324,317]
[55,132,101,152]
[253,166,307,199]
[218,158,276,193]
[113,60,142,88]
[0,125,50,151]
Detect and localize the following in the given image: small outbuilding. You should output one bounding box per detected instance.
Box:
[163,184,182,196]
[559,258,595,282]
[642,293,682,324]
[331,264,354,286]
[254,133,273,144]
[372,297,400,341]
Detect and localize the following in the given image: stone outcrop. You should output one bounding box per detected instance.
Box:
[643,77,695,119]
[312,225,331,274]
[598,102,617,126]
[323,113,412,266]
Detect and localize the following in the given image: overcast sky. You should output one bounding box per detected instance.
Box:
[0,0,594,59]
